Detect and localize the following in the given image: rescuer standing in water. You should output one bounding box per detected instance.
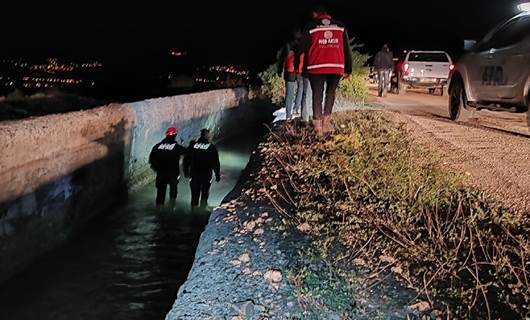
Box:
[149,127,187,207]
[184,129,221,209]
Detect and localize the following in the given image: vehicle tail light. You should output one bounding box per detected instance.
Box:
[449,64,455,71]
[402,63,410,76]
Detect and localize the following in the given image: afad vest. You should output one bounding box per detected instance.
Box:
[284,50,305,74]
[307,15,346,75]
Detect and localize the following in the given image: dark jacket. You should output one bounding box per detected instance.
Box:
[374,49,394,71]
[299,14,353,75]
[183,137,221,181]
[277,40,303,82]
[149,137,187,179]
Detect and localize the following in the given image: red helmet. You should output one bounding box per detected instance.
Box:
[165,127,178,136]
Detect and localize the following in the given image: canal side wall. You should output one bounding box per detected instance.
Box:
[0,88,268,283]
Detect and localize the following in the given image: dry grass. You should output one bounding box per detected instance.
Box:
[256,111,530,319]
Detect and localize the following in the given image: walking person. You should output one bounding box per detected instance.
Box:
[374,44,394,97]
[300,6,353,134]
[149,127,187,207]
[278,30,305,120]
[183,129,221,210]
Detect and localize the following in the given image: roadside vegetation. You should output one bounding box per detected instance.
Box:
[256,111,530,319]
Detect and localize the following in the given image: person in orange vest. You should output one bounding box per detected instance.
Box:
[300,6,353,134]
[292,30,311,122]
[278,30,306,120]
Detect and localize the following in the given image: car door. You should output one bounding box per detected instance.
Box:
[465,40,496,100]
[477,15,530,102]
[487,16,530,101]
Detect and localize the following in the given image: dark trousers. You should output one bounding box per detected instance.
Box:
[190,178,211,207]
[309,74,342,120]
[156,176,178,206]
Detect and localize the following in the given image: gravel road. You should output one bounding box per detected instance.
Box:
[374,89,530,214]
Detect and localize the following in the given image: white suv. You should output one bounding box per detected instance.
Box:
[448,7,530,130]
[401,51,454,95]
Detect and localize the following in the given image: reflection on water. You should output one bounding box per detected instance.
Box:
[0,129,264,320]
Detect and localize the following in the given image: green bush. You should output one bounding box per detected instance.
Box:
[336,70,368,103]
[258,63,285,105]
[349,46,370,70]
[337,50,370,103]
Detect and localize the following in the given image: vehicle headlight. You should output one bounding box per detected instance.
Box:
[518,2,530,12]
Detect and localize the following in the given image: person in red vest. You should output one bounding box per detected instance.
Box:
[278,30,305,120]
[300,6,353,134]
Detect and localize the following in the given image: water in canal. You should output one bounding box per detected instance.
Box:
[0,128,265,320]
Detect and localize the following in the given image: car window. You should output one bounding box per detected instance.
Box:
[481,16,530,50]
[407,52,449,62]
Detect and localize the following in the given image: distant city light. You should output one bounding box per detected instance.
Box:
[206,65,250,76]
[171,50,187,57]
[188,64,252,88]
[0,58,102,90]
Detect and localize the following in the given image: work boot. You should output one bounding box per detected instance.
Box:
[312,119,323,136]
[322,116,333,133]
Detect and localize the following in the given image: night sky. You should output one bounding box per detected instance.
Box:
[0,0,520,71]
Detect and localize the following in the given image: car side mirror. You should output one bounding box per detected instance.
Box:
[464,40,477,51]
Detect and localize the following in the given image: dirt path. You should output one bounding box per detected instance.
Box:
[372,90,530,214]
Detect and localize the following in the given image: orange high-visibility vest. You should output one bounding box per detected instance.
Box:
[284,52,305,74]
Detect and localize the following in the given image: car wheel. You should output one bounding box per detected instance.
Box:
[449,78,472,121]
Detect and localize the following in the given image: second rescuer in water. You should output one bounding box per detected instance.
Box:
[184,129,221,209]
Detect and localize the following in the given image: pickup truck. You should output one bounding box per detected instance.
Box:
[448,7,530,130]
[401,51,454,95]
